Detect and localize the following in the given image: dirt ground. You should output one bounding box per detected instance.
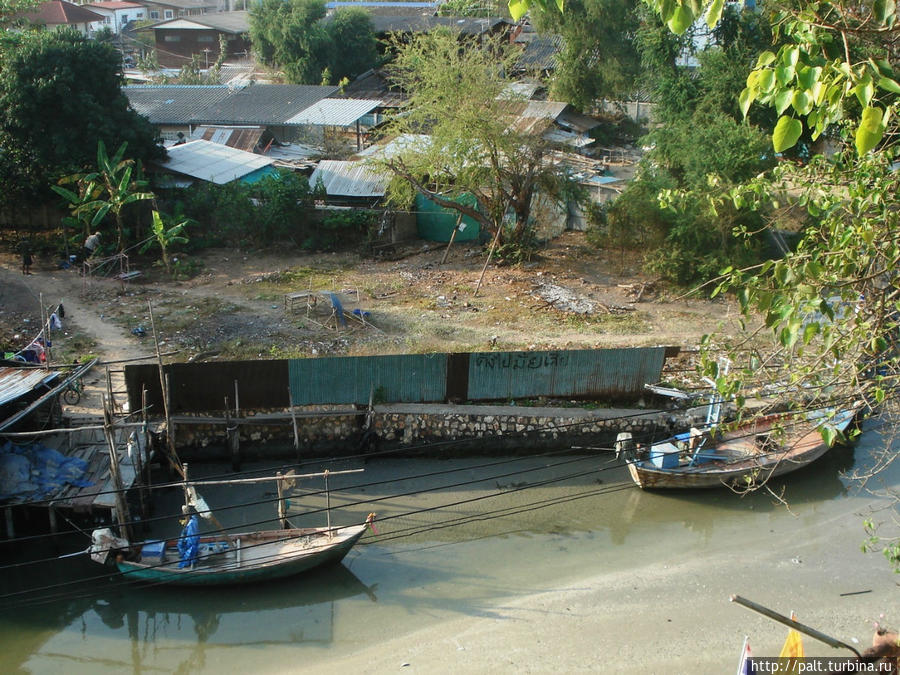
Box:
[0,232,740,382]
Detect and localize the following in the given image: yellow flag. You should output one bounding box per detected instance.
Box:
[780,612,804,673]
[779,628,804,657]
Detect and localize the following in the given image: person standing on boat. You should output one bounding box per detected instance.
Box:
[178,505,200,568]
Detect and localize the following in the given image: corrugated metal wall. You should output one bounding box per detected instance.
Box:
[289,354,447,405]
[466,348,667,400]
[126,347,669,413]
[415,194,481,242]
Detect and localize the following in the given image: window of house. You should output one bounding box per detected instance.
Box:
[149,10,159,18]
[164,9,174,18]
[163,35,180,42]
[120,14,128,24]
[197,35,214,42]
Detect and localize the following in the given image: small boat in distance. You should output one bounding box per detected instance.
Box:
[90,467,374,586]
[616,403,861,490]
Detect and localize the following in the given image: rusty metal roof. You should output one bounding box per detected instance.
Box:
[0,367,60,408]
[192,125,265,152]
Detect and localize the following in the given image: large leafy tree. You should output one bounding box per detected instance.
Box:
[376,30,572,252]
[632,0,900,565]
[0,29,163,206]
[249,0,376,84]
[531,0,642,111]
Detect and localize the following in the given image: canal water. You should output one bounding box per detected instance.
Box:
[1,422,898,674]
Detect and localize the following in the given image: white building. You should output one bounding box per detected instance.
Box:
[84,1,145,33]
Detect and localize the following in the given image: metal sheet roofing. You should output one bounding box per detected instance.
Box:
[194,84,339,126]
[356,133,431,159]
[23,0,103,24]
[0,368,60,408]
[159,140,275,184]
[192,125,265,152]
[286,98,381,126]
[309,160,390,197]
[124,85,234,125]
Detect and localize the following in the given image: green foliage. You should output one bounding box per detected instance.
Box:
[0,30,163,205]
[140,210,191,276]
[53,140,155,253]
[177,171,370,251]
[249,0,376,84]
[532,0,641,111]
[377,30,572,249]
[591,169,676,251]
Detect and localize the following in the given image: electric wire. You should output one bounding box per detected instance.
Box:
[0,461,627,608]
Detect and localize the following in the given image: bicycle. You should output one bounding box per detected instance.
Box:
[62,378,83,406]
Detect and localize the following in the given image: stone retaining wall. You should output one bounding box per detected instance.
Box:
[175,403,712,461]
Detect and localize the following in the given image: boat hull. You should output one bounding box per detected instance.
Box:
[114,523,368,587]
[626,406,858,490]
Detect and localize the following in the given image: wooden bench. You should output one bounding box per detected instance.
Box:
[116,270,142,284]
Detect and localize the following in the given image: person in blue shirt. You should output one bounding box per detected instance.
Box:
[177,505,200,568]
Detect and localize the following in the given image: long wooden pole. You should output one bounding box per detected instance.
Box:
[729,595,862,657]
[103,395,132,541]
[441,213,463,265]
[149,300,183,479]
[188,468,363,487]
[474,222,503,297]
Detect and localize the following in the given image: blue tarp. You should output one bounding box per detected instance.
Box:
[0,441,92,502]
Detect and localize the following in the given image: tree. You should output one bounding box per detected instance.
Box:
[634,1,900,566]
[53,141,155,253]
[0,30,163,205]
[249,0,376,84]
[531,0,642,111]
[377,30,572,256]
[140,210,190,276]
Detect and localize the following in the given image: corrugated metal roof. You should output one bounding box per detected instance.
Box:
[192,125,265,152]
[286,98,381,126]
[124,85,234,125]
[194,84,339,126]
[340,68,407,107]
[507,100,568,135]
[159,140,275,184]
[0,367,60,408]
[515,34,562,72]
[357,133,431,159]
[309,160,390,197]
[23,0,104,25]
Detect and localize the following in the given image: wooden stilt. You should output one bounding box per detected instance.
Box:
[289,387,300,453]
[103,395,132,541]
[474,223,503,297]
[149,300,182,478]
[440,213,463,265]
[4,507,13,539]
[276,472,287,529]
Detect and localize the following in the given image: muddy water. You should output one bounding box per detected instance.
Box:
[1,423,897,674]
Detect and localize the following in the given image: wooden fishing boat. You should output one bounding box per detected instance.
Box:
[616,404,861,490]
[92,519,373,587]
[89,466,374,586]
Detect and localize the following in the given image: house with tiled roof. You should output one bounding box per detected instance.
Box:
[20,0,103,35]
[84,1,146,34]
[139,10,249,67]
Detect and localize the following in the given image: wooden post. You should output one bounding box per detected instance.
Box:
[324,470,331,534]
[149,300,182,478]
[103,396,132,541]
[474,223,503,297]
[106,366,115,413]
[4,507,13,539]
[440,213,463,265]
[48,501,58,535]
[288,387,300,452]
[39,292,51,368]
[276,471,287,529]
